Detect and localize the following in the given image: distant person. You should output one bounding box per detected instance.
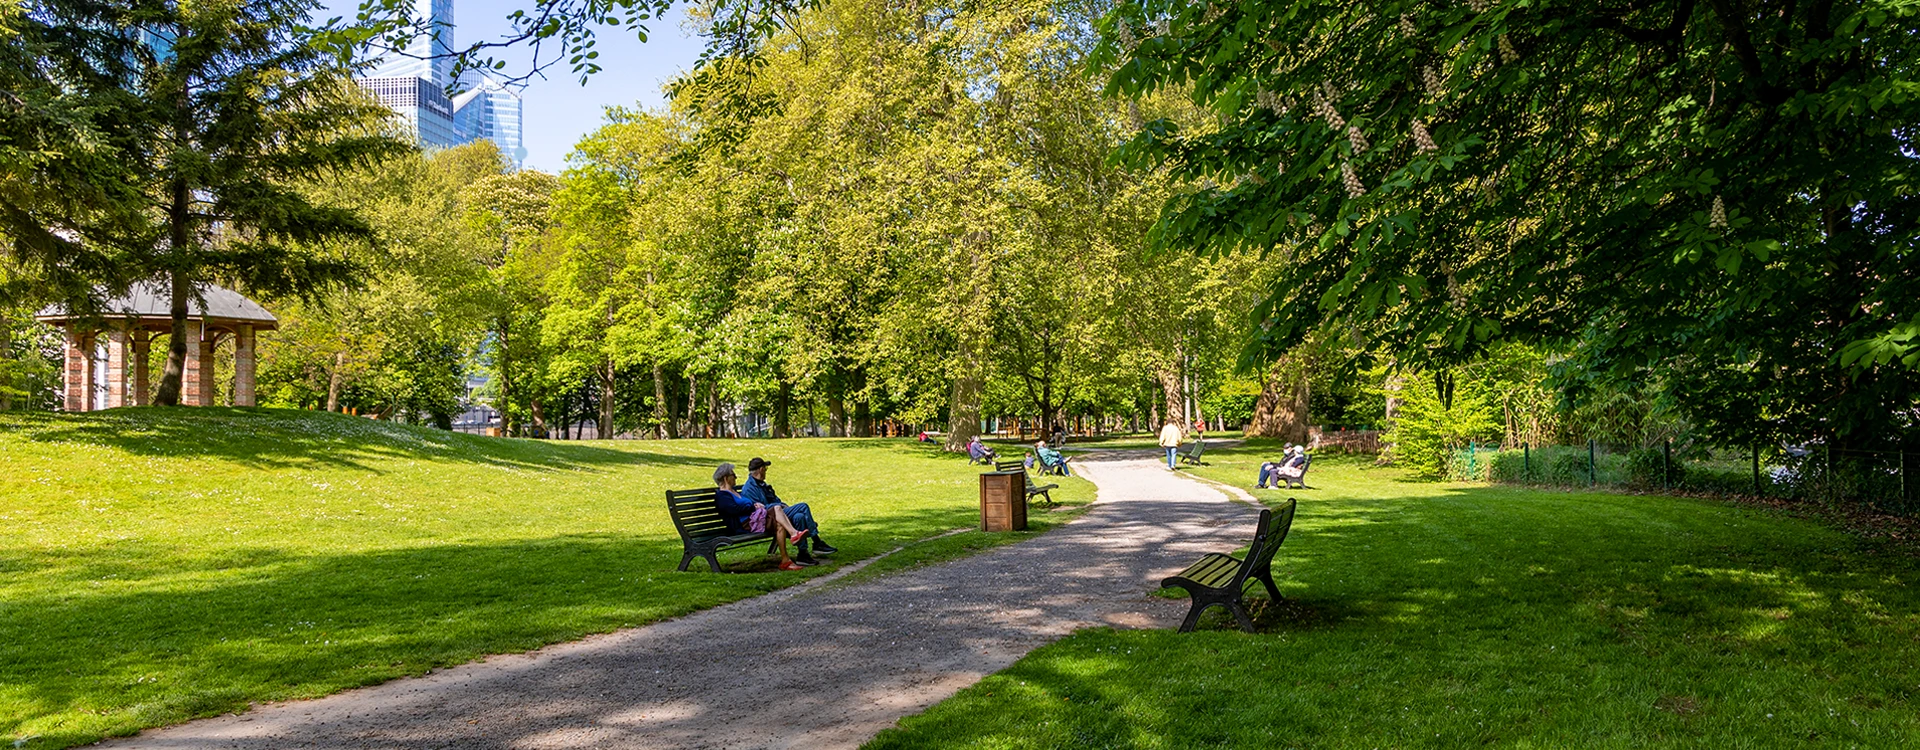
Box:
[713,462,812,570]
[1257,445,1310,489]
[739,457,838,565]
[1159,421,1184,470]
[968,435,996,463]
[1034,440,1072,476]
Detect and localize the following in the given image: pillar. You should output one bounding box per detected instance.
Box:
[105,327,128,408]
[195,326,218,407]
[62,327,94,412]
[233,324,256,407]
[181,320,204,406]
[131,331,151,406]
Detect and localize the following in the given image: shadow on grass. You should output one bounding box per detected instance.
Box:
[2,408,731,474]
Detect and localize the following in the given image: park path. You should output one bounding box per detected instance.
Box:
[98,456,1254,750]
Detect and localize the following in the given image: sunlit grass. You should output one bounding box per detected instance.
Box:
[0,407,1091,749]
[869,442,1920,748]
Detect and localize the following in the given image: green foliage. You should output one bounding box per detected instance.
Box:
[1095,0,1920,448]
[1383,370,1502,478]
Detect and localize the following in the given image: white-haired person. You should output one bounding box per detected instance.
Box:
[713,462,812,571]
[1256,444,1309,489]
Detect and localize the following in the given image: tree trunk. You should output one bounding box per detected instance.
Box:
[599,359,617,439]
[1,314,14,410]
[945,373,984,452]
[773,381,792,438]
[707,386,721,438]
[685,373,699,438]
[828,394,847,437]
[650,361,673,439]
[1155,367,1185,431]
[154,267,192,406]
[496,316,513,435]
[854,399,872,437]
[530,398,548,437]
[1247,357,1310,443]
[325,351,344,413]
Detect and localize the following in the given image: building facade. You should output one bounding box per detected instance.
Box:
[355,0,525,166]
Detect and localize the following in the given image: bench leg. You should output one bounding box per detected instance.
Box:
[1177,600,1212,633]
[1255,573,1282,602]
[702,551,725,573]
[1226,600,1257,633]
[677,549,697,572]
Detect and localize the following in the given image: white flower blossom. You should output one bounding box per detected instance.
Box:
[1412,120,1437,153]
[1347,125,1370,152]
[1342,162,1366,197]
[1468,0,1489,12]
[1117,24,1137,51]
[1399,14,1418,37]
[1313,90,1346,130]
[1153,17,1169,36]
[1710,196,1728,228]
[1423,65,1443,95]
[1498,35,1518,63]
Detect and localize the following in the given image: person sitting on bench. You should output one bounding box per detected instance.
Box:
[714,462,812,571]
[739,457,838,565]
[1257,445,1309,489]
[1034,440,1073,476]
[967,435,996,463]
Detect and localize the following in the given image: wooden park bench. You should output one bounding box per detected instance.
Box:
[1162,498,1297,632]
[995,459,1058,507]
[1278,454,1313,489]
[1178,440,1207,466]
[666,487,778,572]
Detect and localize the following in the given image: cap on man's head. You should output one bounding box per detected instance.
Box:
[748,457,772,472]
[713,462,735,484]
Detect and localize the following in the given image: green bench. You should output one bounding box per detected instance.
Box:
[1178,440,1207,465]
[995,459,1058,507]
[1162,498,1296,632]
[666,487,778,572]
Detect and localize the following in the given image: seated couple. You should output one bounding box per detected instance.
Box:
[713,457,839,571]
[967,435,996,463]
[1029,440,1072,476]
[1257,444,1310,489]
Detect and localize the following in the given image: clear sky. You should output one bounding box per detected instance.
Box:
[320,0,707,173]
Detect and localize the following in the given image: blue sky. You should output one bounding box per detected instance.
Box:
[320,0,707,173]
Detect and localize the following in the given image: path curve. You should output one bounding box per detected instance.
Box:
[97,457,1254,750]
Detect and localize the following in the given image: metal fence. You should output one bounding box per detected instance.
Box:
[1449,441,1920,515]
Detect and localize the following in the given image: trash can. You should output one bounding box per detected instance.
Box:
[979,470,1027,532]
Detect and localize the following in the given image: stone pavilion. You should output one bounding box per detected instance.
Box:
[36,283,278,411]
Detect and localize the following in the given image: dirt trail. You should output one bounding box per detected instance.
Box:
[98,457,1254,750]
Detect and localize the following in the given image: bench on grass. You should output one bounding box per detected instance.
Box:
[995,459,1058,507]
[1279,454,1313,489]
[1162,498,1297,633]
[1178,440,1207,465]
[666,487,778,572]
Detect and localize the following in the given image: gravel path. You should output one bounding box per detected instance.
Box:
[98,455,1254,749]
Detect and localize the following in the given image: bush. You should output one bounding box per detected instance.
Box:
[1625,447,1686,488]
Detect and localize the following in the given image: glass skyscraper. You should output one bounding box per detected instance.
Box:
[356,0,525,167]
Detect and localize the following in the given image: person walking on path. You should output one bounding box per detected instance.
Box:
[740,457,839,564]
[1159,421,1184,470]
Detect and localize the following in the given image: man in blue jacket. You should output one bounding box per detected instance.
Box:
[740,457,838,565]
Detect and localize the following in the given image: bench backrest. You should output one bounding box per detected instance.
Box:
[1244,498,1298,583]
[1187,440,1206,457]
[666,487,732,540]
[992,459,1023,473]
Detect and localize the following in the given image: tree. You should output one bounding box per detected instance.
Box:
[1098,0,1920,447]
[121,0,409,406]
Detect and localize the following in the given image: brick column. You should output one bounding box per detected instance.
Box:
[105,327,128,408]
[195,326,218,407]
[233,324,256,407]
[131,331,151,406]
[181,320,204,406]
[62,327,94,412]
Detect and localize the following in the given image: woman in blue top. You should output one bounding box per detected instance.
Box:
[713,463,811,571]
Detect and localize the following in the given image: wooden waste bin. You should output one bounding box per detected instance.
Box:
[979,470,1028,532]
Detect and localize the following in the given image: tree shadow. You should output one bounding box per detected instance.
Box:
[2,408,729,473]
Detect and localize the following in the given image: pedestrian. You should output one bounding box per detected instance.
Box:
[1159,421,1183,470]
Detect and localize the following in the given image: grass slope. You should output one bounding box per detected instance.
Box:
[0,408,1091,748]
[868,443,1920,748]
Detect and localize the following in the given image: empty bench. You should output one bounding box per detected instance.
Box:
[995,459,1058,507]
[666,487,778,572]
[1162,498,1297,632]
[1178,440,1207,465]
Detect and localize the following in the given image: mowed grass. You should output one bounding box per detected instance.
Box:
[0,408,1091,748]
[868,442,1920,748]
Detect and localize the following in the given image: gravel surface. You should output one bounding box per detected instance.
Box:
[96,455,1255,750]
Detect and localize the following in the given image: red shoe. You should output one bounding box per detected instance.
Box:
[779,560,806,571]
[788,529,810,544]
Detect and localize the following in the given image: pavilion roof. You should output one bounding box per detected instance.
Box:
[36,282,278,328]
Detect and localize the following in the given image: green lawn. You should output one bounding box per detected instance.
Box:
[868,442,1920,748]
[0,408,1092,749]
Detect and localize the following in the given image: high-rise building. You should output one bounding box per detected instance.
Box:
[355,0,525,167]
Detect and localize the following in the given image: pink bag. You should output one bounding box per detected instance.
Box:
[747,506,771,533]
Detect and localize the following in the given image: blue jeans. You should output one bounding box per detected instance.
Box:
[1166,447,1178,469]
[1257,463,1278,487]
[778,502,822,553]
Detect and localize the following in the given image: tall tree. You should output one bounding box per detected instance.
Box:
[125,0,408,406]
